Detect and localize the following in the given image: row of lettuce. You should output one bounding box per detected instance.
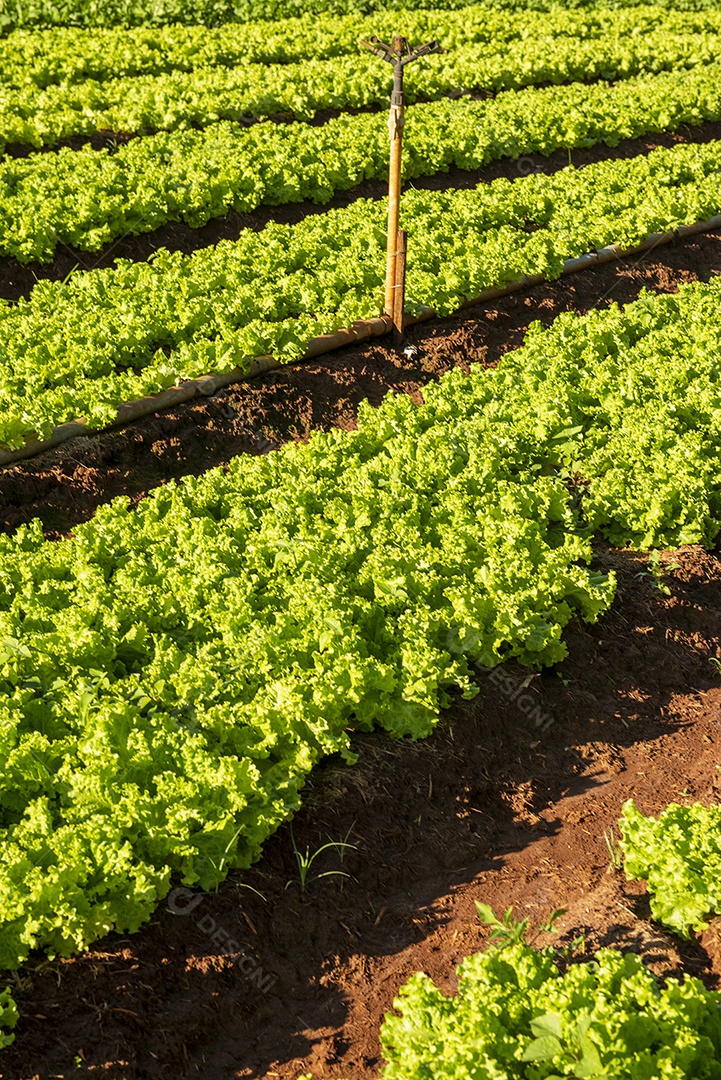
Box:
[1,6,719,1065]
[7,43,721,266]
[4,136,721,450]
[6,55,721,263]
[2,0,721,33]
[2,275,721,973]
[3,18,720,151]
[2,800,719,1059]
[621,800,721,939]
[5,5,709,90]
[377,800,721,1077]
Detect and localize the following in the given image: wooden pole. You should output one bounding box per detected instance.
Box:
[384,36,405,320]
[392,229,407,346]
[359,34,439,338]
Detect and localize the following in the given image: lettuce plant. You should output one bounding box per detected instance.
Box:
[0,988,17,1049]
[3,6,715,91]
[620,800,721,937]
[2,24,719,151]
[5,61,721,263]
[3,270,721,969]
[381,943,721,1078]
[0,0,717,33]
[4,136,721,448]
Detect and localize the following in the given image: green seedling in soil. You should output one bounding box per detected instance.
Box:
[207,824,245,882]
[326,820,356,892]
[603,825,624,871]
[475,902,566,949]
[474,910,606,1076]
[286,825,356,894]
[328,821,356,868]
[560,929,586,957]
[235,882,268,903]
[709,656,721,674]
[635,549,681,596]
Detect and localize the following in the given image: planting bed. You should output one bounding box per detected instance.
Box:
[0,231,720,1078]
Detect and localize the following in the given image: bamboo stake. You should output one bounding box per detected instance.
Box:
[385,38,405,320]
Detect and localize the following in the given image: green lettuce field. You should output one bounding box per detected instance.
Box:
[0,0,720,1074]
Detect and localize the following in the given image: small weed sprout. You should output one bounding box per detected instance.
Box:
[475,902,566,949]
[235,882,268,902]
[562,929,587,957]
[328,821,357,892]
[328,820,356,869]
[604,825,624,871]
[286,825,357,894]
[635,549,681,596]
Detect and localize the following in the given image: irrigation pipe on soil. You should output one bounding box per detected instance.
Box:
[1,213,720,470]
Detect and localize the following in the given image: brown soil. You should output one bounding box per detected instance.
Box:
[2,117,721,303]
[0,231,720,1078]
